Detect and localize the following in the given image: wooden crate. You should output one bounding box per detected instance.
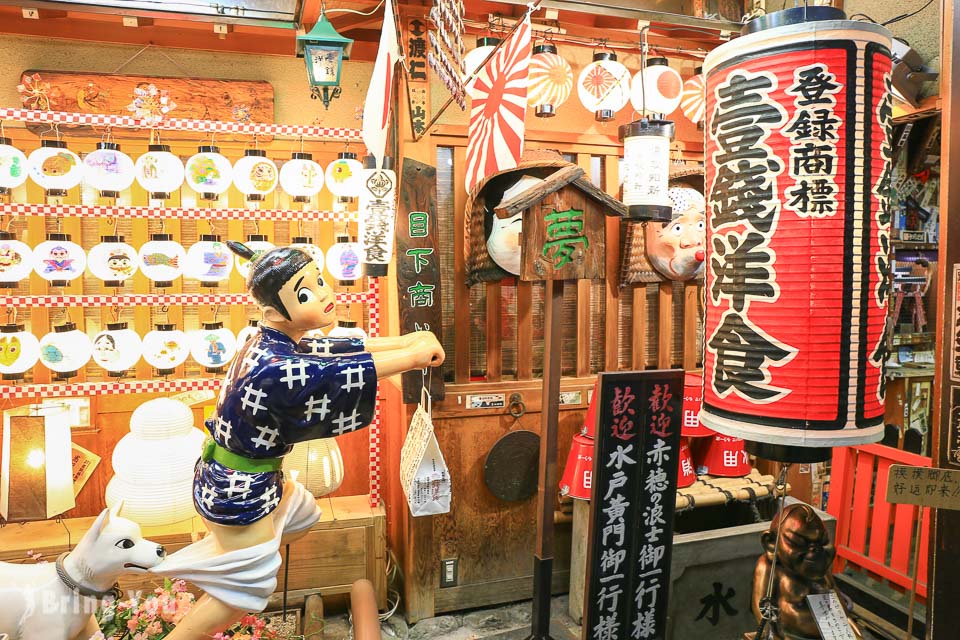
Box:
[0,494,387,608]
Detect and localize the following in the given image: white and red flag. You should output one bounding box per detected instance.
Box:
[464,14,532,193]
[362,0,401,168]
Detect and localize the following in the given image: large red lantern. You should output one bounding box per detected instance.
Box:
[700,9,893,462]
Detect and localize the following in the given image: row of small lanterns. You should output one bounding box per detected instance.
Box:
[0,317,367,380]
[0,138,366,202]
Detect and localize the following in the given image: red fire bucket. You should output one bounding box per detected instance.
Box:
[700,10,892,462]
[559,433,594,500]
[695,433,751,478]
[678,439,696,488]
[580,380,599,439]
[682,373,714,438]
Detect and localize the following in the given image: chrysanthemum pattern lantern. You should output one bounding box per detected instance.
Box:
[577,51,631,121]
[528,43,573,117]
[88,235,138,287]
[142,324,190,376]
[39,322,92,379]
[185,145,233,200]
[83,142,135,198]
[0,137,28,195]
[91,322,143,376]
[33,233,86,286]
[279,152,324,202]
[233,150,278,202]
[0,231,33,288]
[139,234,186,288]
[680,68,706,126]
[28,141,83,197]
[0,323,40,380]
[135,144,185,200]
[700,10,893,461]
[190,321,237,372]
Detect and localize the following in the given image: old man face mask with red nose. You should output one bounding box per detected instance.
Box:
[644,186,706,281]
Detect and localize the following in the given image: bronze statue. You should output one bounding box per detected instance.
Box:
[752,503,862,639]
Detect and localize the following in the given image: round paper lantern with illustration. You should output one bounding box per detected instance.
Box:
[280,153,324,202]
[325,152,363,198]
[190,321,237,372]
[28,141,83,195]
[135,144,185,199]
[630,57,683,116]
[700,11,893,462]
[0,323,40,380]
[236,319,260,345]
[39,322,92,379]
[326,235,362,283]
[234,235,275,279]
[185,146,233,199]
[0,137,28,193]
[0,231,33,288]
[106,398,207,527]
[327,320,367,340]
[528,43,573,117]
[680,69,706,126]
[83,142,135,197]
[283,439,345,497]
[184,236,232,286]
[88,236,139,287]
[233,150,278,201]
[32,233,86,285]
[644,186,706,281]
[91,323,142,375]
[139,233,186,288]
[142,324,190,375]
[577,51,631,121]
[290,236,325,272]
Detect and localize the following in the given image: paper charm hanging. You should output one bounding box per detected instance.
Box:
[680,69,706,126]
[185,146,233,200]
[83,142,135,198]
[28,141,83,195]
[325,152,364,198]
[189,322,237,372]
[33,233,86,286]
[290,236,325,272]
[279,153,324,202]
[0,231,34,287]
[88,235,139,287]
[142,324,190,375]
[0,137,28,194]
[39,322,92,379]
[528,43,573,117]
[185,236,232,286]
[326,235,362,283]
[17,72,58,111]
[0,323,40,380]
[91,322,143,375]
[233,150,278,201]
[234,235,275,279]
[139,234,186,288]
[577,51,631,121]
[135,145,185,200]
[127,83,177,126]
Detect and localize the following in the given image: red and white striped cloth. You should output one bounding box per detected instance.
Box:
[368,277,383,507]
[0,202,356,222]
[0,291,375,308]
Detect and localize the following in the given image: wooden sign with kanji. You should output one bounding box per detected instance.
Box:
[495,164,626,282]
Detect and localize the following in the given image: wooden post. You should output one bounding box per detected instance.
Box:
[931,0,960,636]
[568,498,591,624]
[303,594,324,639]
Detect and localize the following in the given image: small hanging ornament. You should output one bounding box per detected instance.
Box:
[91,322,143,377]
[325,152,363,198]
[0,230,34,288]
[190,321,237,373]
[0,137,28,195]
[88,235,138,287]
[142,323,190,376]
[327,319,367,340]
[185,145,233,201]
[290,235,325,272]
[33,233,86,286]
[83,142,135,198]
[39,321,92,380]
[0,323,40,381]
[139,233,186,288]
[325,234,362,285]
[135,144,185,200]
[528,43,574,117]
[28,140,83,197]
[184,235,232,287]
[233,149,278,202]
[279,152,324,202]
[577,51,631,122]
[236,319,260,345]
[630,57,683,116]
[235,234,275,279]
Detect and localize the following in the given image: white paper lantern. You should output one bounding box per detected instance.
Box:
[463,37,500,96]
[184,236,232,286]
[142,324,190,375]
[290,236,325,272]
[39,322,92,379]
[326,235,363,283]
[33,233,86,286]
[87,235,138,287]
[190,322,237,372]
[135,144,185,199]
[139,234,186,288]
[283,438,344,497]
[630,57,683,116]
[619,119,675,222]
[327,320,367,340]
[528,42,574,117]
[233,150,278,201]
[0,323,40,380]
[83,142,135,197]
[91,322,143,376]
[279,152,324,202]
[577,51,631,121]
[0,137,28,193]
[0,231,34,287]
[237,319,260,345]
[184,145,233,200]
[106,398,207,527]
[325,152,363,198]
[235,235,275,279]
[28,141,83,195]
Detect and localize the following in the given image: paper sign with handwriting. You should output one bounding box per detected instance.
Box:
[886,464,960,510]
[806,593,858,640]
[400,403,451,516]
